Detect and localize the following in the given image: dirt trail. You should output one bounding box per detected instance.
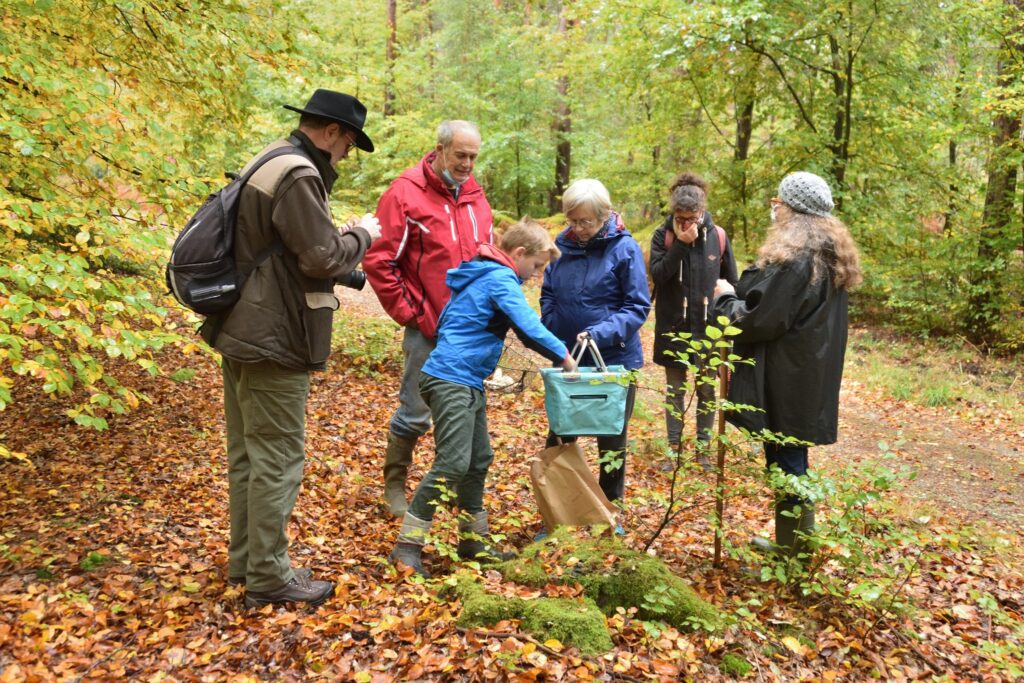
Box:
[821,381,1024,531]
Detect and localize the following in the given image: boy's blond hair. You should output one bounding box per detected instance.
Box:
[499,217,560,260]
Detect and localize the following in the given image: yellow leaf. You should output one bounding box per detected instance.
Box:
[543,639,563,651]
[781,635,809,657]
[522,642,536,655]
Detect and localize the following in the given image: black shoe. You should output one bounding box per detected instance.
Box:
[244,573,334,608]
[229,566,311,587]
[457,539,516,563]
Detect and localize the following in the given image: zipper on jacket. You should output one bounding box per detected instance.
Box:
[444,204,456,242]
[467,205,479,242]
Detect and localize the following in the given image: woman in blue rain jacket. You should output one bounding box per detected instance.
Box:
[540,179,651,503]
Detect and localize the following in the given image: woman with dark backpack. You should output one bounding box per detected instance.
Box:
[649,173,737,470]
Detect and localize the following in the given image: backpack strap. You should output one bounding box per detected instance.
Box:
[204,146,306,346]
[234,144,308,279]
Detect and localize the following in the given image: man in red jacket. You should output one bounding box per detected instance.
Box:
[364,120,494,517]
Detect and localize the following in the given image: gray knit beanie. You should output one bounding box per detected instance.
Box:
[778,172,834,216]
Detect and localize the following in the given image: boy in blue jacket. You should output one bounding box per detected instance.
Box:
[389,218,575,577]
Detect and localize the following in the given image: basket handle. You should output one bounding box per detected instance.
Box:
[567,335,608,372]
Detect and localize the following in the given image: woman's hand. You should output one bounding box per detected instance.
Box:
[714,279,735,298]
[561,356,577,372]
[673,221,699,244]
[576,330,590,344]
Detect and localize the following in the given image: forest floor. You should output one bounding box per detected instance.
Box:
[0,285,1021,681]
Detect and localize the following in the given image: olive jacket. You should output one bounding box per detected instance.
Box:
[202,131,371,370]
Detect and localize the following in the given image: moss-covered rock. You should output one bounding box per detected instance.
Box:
[497,527,722,630]
[720,652,753,678]
[450,573,613,655]
[449,528,722,655]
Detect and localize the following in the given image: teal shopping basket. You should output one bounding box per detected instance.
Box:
[541,338,629,436]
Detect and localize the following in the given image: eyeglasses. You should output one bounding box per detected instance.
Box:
[769,198,783,208]
[673,213,704,227]
[567,218,597,230]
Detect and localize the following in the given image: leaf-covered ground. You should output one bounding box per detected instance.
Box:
[1,288,1022,681]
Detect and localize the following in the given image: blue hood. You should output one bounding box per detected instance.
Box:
[423,252,567,390]
[445,244,521,295]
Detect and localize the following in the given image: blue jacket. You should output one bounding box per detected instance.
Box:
[422,244,569,390]
[540,213,651,369]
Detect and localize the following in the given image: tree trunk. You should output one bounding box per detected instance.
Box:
[734,98,754,245]
[548,12,571,214]
[972,0,1024,343]
[384,0,397,117]
[944,61,964,234]
[827,29,853,207]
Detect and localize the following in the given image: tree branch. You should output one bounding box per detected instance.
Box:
[686,73,736,149]
[739,39,818,133]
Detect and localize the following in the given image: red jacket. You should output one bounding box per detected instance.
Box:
[364,152,493,340]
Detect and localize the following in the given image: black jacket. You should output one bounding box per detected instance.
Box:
[714,254,848,444]
[650,212,737,368]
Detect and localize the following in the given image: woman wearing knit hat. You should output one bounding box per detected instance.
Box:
[713,171,861,561]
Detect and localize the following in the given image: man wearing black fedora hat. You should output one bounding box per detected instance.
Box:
[205,89,381,608]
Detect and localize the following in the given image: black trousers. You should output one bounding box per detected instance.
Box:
[764,442,809,506]
[546,382,637,502]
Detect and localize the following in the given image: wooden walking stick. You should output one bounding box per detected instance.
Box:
[712,342,730,567]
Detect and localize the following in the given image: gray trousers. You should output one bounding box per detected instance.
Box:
[222,358,309,592]
[665,362,716,447]
[408,374,494,520]
[389,326,436,439]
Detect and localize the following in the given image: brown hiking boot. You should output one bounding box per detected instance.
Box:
[244,573,335,608]
[229,567,311,587]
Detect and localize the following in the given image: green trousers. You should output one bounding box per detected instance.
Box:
[222,358,309,593]
[408,374,493,521]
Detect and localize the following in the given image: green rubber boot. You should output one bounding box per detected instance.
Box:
[751,500,815,560]
[383,432,416,518]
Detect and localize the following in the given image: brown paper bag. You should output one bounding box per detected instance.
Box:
[530,442,618,532]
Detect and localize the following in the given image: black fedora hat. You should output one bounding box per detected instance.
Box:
[284,89,374,153]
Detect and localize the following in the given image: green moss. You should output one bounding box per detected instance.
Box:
[496,527,722,631]
[453,575,523,626]
[450,573,612,655]
[519,597,613,655]
[720,652,752,678]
